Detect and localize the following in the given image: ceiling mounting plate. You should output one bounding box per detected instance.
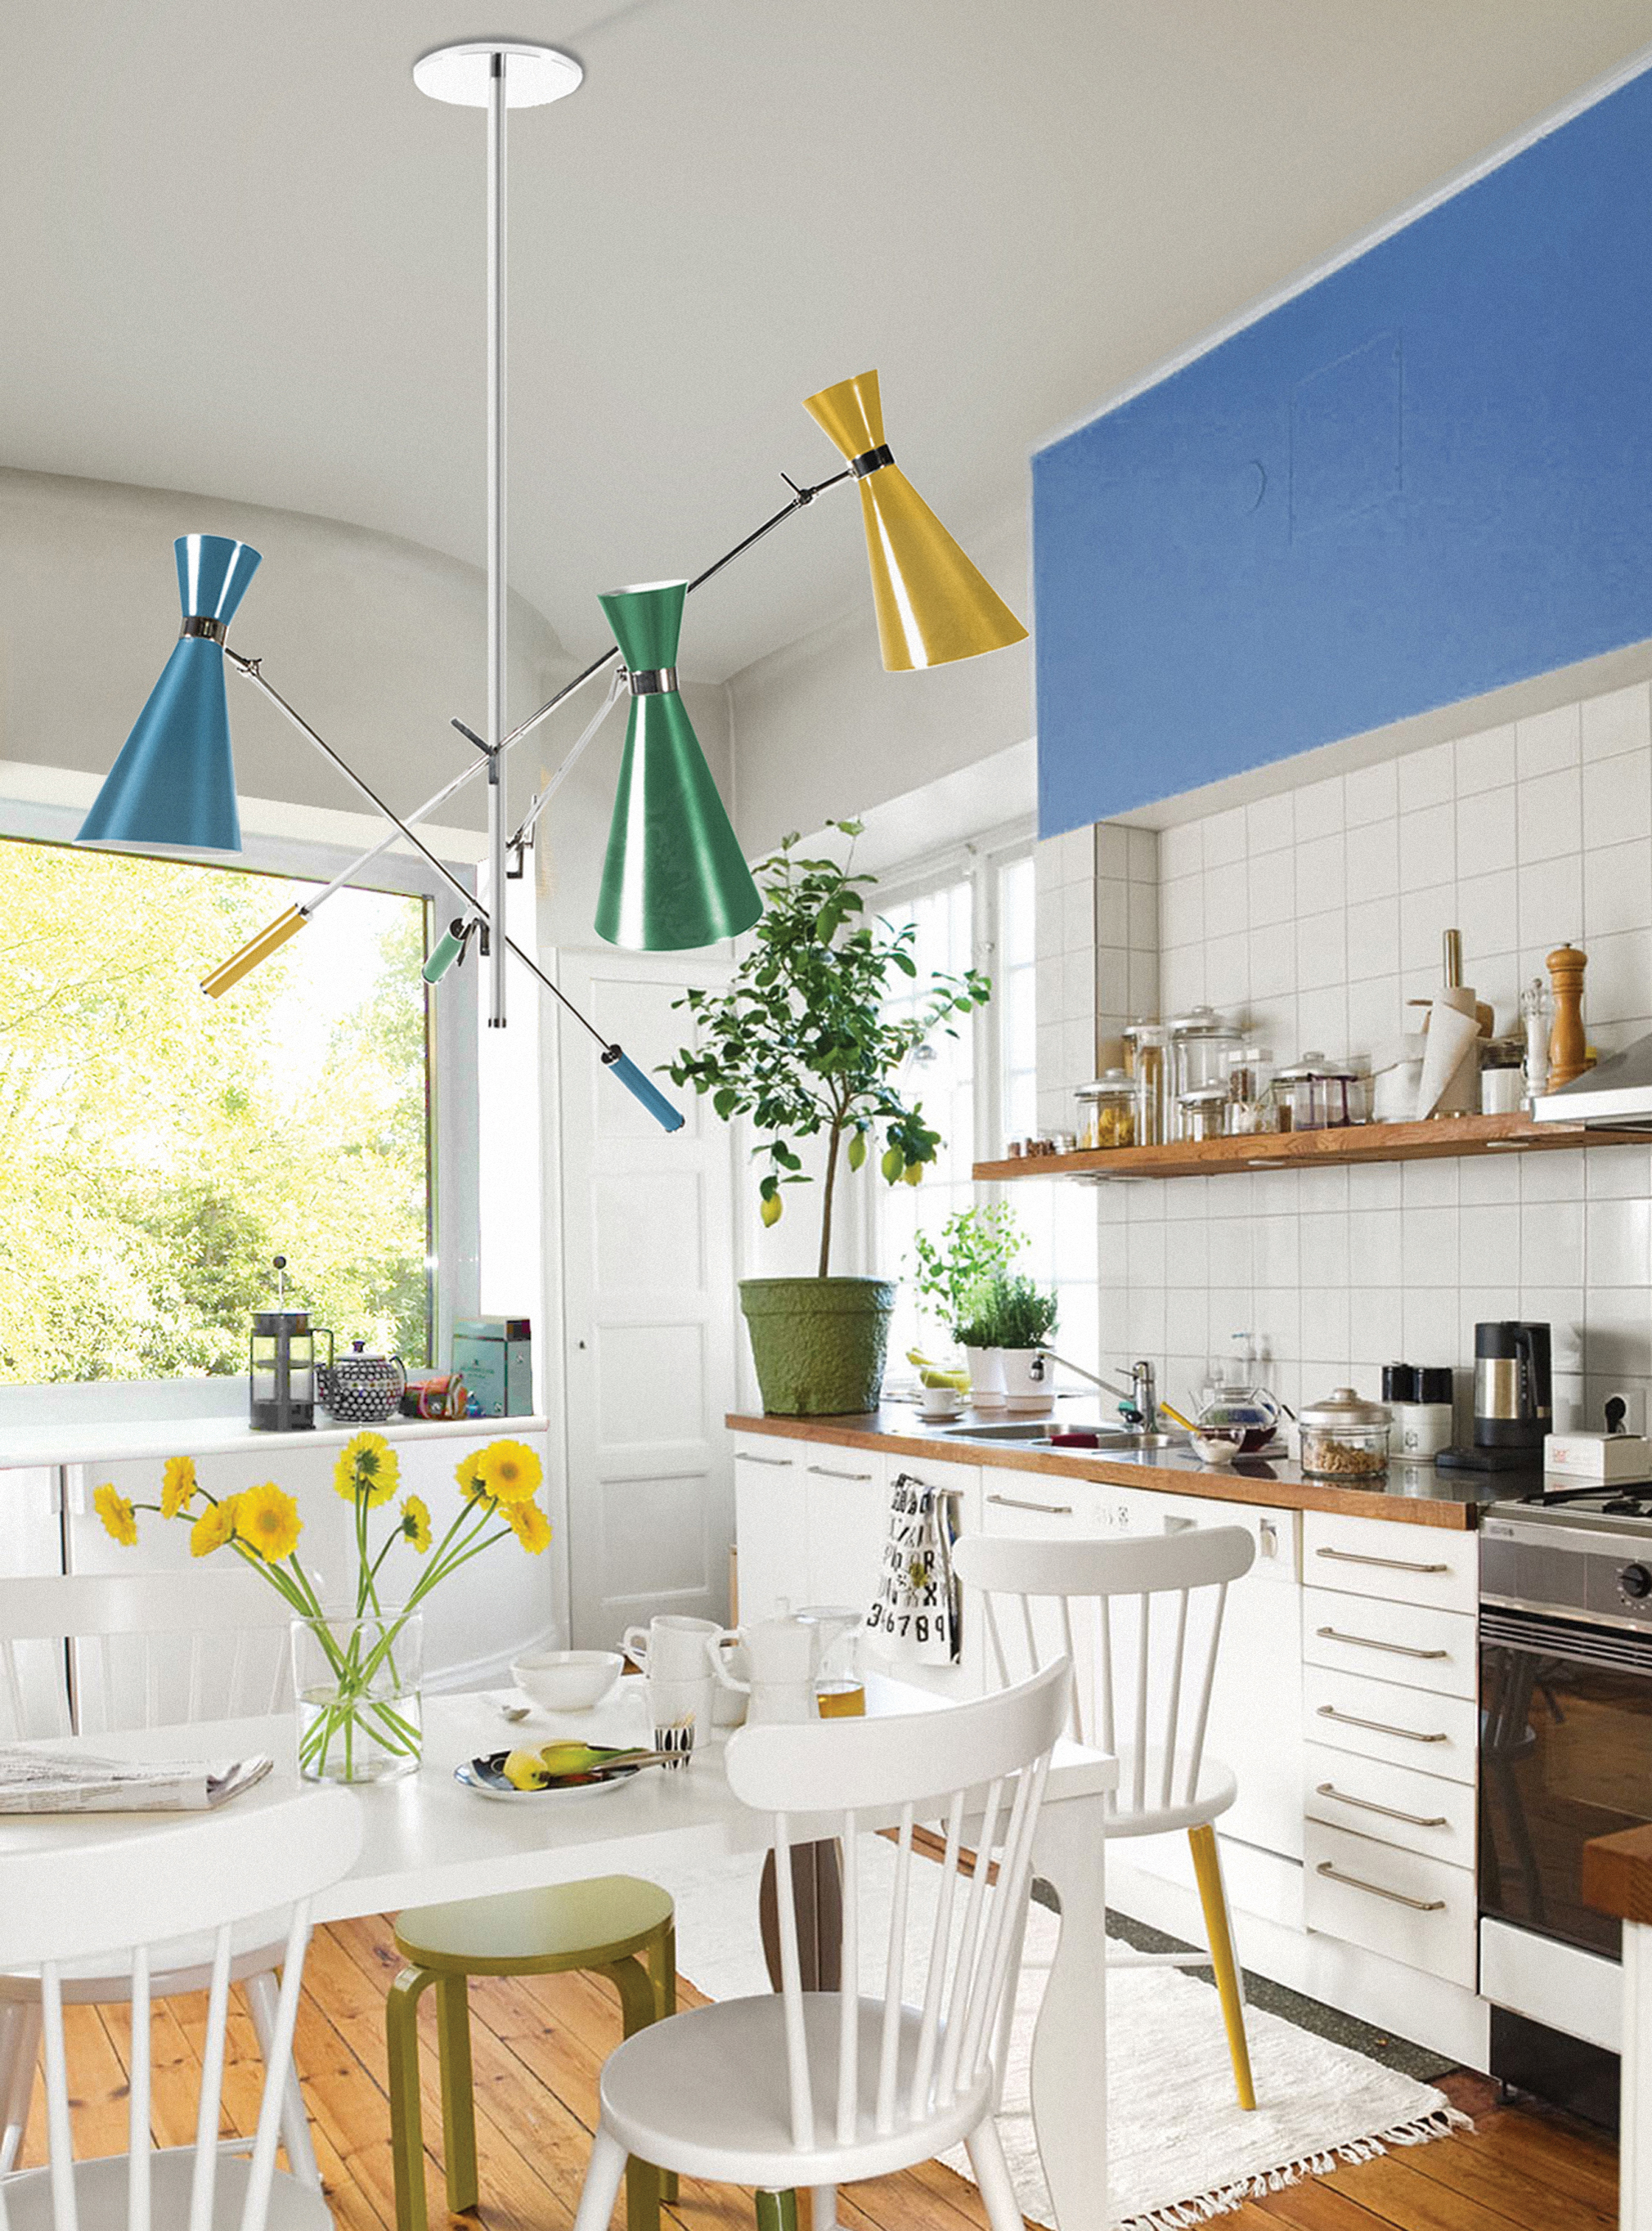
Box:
[412,41,583,109]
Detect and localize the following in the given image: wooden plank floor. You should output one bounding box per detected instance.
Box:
[19,1915,1620,2231]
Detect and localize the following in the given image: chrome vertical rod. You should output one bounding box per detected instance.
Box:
[486,49,509,1027]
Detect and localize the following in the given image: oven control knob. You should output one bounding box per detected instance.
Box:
[1619,1562,1652,1602]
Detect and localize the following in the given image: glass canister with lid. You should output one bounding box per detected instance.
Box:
[1075,1071,1136,1150]
[1167,1008,1242,1136]
[1177,1085,1230,1142]
[1273,1053,1361,1133]
[1224,1043,1275,1134]
[1299,1386,1392,1479]
[1124,1021,1169,1146]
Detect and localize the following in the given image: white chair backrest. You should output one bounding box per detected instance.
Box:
[0,1787,360,2231]
[0,1573,292,1744]
[724,1659,1071,2153]
[953,1525,1255,1822]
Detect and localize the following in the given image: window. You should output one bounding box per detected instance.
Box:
[0,833,440,1385]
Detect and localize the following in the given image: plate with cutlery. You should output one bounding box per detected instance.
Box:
[455,1740,666,1802]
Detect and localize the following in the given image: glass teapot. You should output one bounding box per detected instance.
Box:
[1197,1334,1285,1455]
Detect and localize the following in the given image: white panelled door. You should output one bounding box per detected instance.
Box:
[556,951,737,1645]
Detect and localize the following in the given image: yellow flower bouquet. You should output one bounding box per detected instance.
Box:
[95,1434,551,1783]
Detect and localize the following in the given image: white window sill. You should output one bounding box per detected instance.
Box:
[0,1413,550,1473]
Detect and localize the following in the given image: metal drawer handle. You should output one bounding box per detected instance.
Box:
[1316,1704,1448,1744]
[1315,1626,1450,1661]
[988,1493,1074,1515]
[807,1465,873,1481]
[735,1453,792,1469]
[1316,1546,1449,1575]
[1315,1860,1446,1912]
[1315,1781,1449,1829]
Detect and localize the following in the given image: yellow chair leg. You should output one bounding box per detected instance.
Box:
[386,1966,442,2231]
[1187,1825,1256,2112]
[600,1956,665,2231]
[644,1920,679,2203]
[435,1973,479,2215]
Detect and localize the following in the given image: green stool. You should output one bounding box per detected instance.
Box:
[388,1874,676,2231]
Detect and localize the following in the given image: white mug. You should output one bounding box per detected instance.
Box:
[707,1615,820,1725]
[623,1614,721,1682]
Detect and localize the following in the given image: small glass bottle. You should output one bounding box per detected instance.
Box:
[1130,1023,1169,1147]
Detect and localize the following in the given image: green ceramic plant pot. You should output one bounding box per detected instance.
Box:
[738,1277,896,1417]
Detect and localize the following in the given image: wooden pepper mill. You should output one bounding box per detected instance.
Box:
[1547,943,1593,1089]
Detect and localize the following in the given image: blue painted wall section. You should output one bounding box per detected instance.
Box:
[1033,65,1652,837]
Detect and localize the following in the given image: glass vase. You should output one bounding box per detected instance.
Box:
[291,1607,424,1784]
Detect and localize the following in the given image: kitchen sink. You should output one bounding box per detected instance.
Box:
[937,1419,1185,1453]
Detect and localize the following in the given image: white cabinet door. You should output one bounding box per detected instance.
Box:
[732,1439,806,1621]
[799,1448,886,1614]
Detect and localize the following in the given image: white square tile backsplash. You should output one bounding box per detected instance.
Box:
[1030,677,1652,1436]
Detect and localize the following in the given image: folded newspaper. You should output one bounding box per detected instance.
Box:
[0,1748,274,1814]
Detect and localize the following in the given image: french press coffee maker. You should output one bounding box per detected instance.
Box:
[249,1257,334,1432]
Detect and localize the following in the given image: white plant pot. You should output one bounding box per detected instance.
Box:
[963,1344,1005,1409]
[999,1347,1055,1413]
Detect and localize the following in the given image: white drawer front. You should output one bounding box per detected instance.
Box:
[1303,1587,1476,1699]
[1303,1663,1479,1784]
[1304,1820,1476,1986]
[1302,1511,1476,1614]
[1304,1741,1475,1868]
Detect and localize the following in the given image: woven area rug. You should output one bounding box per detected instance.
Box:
[652,1843,1467,2231]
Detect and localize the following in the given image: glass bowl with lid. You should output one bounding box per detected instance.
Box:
[1299,1386,1392,1479]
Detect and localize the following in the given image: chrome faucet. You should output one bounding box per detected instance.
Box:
[1039,1350,1159,1434]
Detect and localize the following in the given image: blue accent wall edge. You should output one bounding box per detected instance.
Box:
[1033,65,1652,837]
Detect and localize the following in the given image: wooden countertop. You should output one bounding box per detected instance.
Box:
[1583,1824,1652,1925]
[726,1407,1492,1529]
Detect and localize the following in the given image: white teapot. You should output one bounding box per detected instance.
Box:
[706,1614,821,1725]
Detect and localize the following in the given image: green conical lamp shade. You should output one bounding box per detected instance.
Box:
[595,580,762,950]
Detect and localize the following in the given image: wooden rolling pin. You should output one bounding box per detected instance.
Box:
[1547,943,1593,1089]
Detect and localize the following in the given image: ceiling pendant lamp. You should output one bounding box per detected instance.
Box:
[595,581,762,951]
[801,370,1028,672]
[78,534,261,851]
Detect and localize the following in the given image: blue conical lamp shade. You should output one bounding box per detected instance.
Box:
[79,534,262,851]
[594,581,762,950]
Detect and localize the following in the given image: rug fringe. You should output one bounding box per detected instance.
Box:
[1115,2106,1472,2231]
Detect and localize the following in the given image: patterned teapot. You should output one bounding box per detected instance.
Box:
[319,1339,406,1425]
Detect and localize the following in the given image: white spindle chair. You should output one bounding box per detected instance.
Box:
[954,1524,1259,2111]
[569,1659,1071,2231]
[0,1574,306,2179]
[0,1785,360,2231]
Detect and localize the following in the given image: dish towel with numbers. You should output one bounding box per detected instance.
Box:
[862,1470,959,1663]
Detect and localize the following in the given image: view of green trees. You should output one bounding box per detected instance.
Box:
[0,837,430,1384]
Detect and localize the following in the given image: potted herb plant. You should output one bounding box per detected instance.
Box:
[670,822,990,1415]
[909,1203,1024,1408]
[978,1272,1059,1411]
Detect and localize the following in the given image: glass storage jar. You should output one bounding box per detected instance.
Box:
[1224,1043,1275,1134]
[1178,1085,1231,1142]
[1076,1070,1135,1150]
[1299,1386,1392,1479]
[1126,1022,1169,1146]
[1273,1053,1361,1133]
[1168,1008,1243,1134]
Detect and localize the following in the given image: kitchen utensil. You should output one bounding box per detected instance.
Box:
[1188,1430,1241,1466]
[1298,1385,1392,1479]
[1547,943,1593,1088]
[509,1649,624,1712]
[318,1338,406,1424]
[1475,1321,1553,1451]
[798,1605,864,1716]
[706,1614,821,1724]
[249,1256,334,1433]
[622,1614,722,1681]
[645,1672,713,1763]
[1381,1365,1454,1457]
[919,1383,963,1420]
[456,1752,649,1801]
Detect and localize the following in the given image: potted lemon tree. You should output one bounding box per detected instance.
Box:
[670,823,989,1416]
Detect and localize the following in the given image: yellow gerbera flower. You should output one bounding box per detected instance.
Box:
[400,1495,432,1554]
[473,1440,543,1507]
[334,1431,398,1508]
[160,1455,198,1520]
[93,1483,138,1548]
[235,1484,303,1564]
[190,1497,240,1559]
[506,1499,551,1555]
[455,1452,489,1505]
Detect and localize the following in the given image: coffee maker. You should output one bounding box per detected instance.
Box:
[1437,1321,1551,1473]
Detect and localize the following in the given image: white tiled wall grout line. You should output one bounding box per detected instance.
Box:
[1030,680,1652,1438]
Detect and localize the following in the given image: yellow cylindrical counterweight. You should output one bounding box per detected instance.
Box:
[200,904,308,998]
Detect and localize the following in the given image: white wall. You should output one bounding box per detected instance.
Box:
[1035,677,1652,1442]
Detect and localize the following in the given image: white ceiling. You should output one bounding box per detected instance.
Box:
[7,1,1652,685]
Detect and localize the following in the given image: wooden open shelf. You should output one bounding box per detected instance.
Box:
[973,1111,1648,1183]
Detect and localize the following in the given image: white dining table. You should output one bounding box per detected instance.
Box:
[0,1677,1117,2231]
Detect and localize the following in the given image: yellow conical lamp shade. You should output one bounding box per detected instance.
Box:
[803,370,1029,673]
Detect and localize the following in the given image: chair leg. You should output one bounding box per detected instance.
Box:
[434,1974,479,2215]
[245,1969,321,2189]
[643,1922,679,2204]
[386,1964,442,2231]
[755,2193,799,2231]
[963,2120,1025,2231]
[1187,1825,1256,2112]
[0,2000,43,2173]
[809,2185,839,2231]
[572,2126,630,2231]
[600,1957,663,2231]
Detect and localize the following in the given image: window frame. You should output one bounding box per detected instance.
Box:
[0,793,480,1415]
